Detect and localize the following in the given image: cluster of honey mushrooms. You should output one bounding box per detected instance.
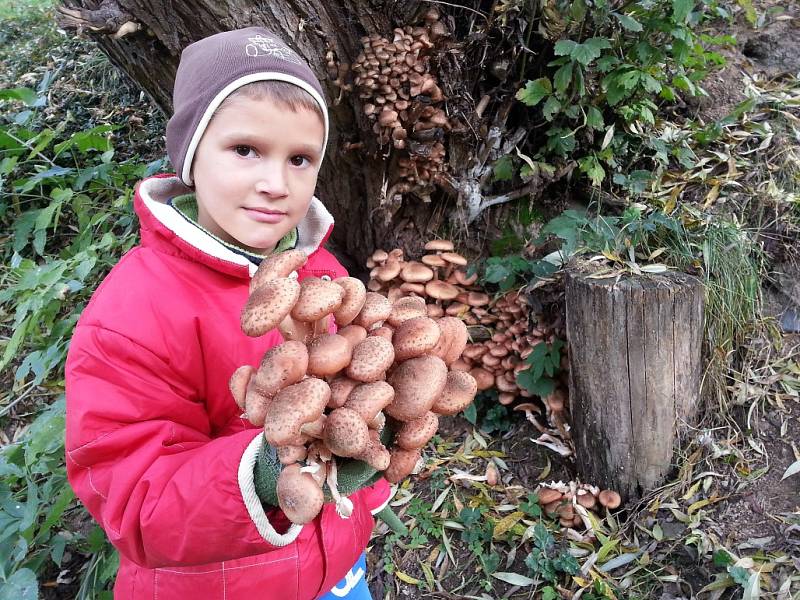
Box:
[366,241,570,439]
[230,250,477,525]
[343,8,449,188]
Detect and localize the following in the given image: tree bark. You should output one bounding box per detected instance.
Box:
[56,0,563,272]
[565,270,704,500]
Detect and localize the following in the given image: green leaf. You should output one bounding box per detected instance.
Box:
[579,155,605,187]
[641,74,662,94]
[553,40,578,58]
[586,106,604,130]
[0,88,38,106]
[554,63,573,95]
[542,96,562,121]
[493,155,514,182]
[516,78,552,107]
[0,568,38,600]
[736,0,757,25]
[542,587,558,600]
[614,13,643,31]
[571,38,612,66]
[672,0,694,22]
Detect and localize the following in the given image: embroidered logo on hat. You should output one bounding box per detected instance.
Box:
[245,34,302,64]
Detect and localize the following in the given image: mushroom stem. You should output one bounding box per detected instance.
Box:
[326,458,354,519]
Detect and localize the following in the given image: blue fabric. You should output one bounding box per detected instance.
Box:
[319,552,371,599]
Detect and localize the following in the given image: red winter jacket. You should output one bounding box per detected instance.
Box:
[65,175,391,600]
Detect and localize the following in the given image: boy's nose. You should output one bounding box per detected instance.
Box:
[254,163,289,197]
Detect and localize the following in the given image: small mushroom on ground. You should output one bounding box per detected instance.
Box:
[598,490,622,510]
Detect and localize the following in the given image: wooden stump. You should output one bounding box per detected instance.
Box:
[566,270,704,500]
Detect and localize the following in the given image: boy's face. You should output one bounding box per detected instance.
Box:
[191,94,325,255]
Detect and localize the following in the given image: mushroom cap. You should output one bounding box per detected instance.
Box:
[229,365,255,411]
[333,277,367,327]
[498,392,516,405]
[243,388,272,427]
[369,325,394,342]
[598,490,622,509]
[337,324,368,349]
[440,252,467,266]
[400,282,426,295]
[576,490,597,509]
[307,334,353,377]
[426,303,444,318]
[400,261,434,283]
[387,296,428,327]
[386,355,448,421]
[277,464,324,524]
[424,239,454,252]
[251,340,309,399]
[241,277,301,337]
[466,292,490,307]
[375,260,403,283]
[353,430,391,470]
[425,280,460,301]
[276,444,308,465]
[537,488,563,505]
[323,407,370,457]
[328,376,359,409]
[291,277,345,322]
[421,254,447,268]
[346,335,395,382]
[384,447,422,483]
[431,370,477,416]
[453,270,479,286]
[344,381,395,421]
[395,411,439,450]
[249,249,307,294]
[353,292,392,329]
[264,378,330,447]
[429,316,470,366]
[371,249,389,263]
[393,316,441,361]
[469,368,494,391]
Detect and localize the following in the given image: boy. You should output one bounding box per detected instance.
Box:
[65,27,391,599]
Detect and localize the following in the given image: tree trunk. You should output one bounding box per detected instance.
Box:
[55,0,564,272]
[565,270,704,501]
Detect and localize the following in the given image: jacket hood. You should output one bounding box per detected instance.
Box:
[134,174,335,277]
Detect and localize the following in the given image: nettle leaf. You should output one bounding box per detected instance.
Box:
[516,78,552,107]
[596,55,620,72]
[553,63,573,96]
[545,127,576,156]
[493,155,514,182]
[579,155,606,187]
[641,74,662,94]
[672,0,694,22]
[571,37,612,66]
[542,96,562,121]
[586,106,604,130]
[614,13,643,31]
[553,39,579,57]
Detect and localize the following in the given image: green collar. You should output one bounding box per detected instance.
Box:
[171,193,298,261]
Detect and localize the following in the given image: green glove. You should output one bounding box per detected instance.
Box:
[253,443,383,507]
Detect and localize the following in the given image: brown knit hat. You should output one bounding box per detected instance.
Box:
[166,27,329,185]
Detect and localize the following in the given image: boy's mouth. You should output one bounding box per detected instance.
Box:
[243,207,286,223]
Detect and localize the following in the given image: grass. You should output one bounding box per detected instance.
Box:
[0,0,52,19]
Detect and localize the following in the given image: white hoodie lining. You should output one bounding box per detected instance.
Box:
[137,176,334,276]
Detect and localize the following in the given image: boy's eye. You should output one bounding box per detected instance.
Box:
[290,155,310,167]
[234,145,255,157]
